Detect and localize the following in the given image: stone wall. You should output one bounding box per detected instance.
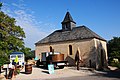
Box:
[94,38,108,69]
[35,38,107,68]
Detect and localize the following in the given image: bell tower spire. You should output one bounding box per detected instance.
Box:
[61,12,76,31]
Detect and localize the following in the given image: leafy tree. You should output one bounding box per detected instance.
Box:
[0,3,26,70]
[0,3,33,73]
[107,37,120,62]
[21,47,33,61]
[0,2,2,10]
[0,50,9,73]
[0,11,25,53]
[107,37,120,58]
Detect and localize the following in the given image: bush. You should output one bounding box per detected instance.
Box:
[110,60,120,68]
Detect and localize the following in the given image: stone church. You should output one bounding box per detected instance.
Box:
[35,12,108,69]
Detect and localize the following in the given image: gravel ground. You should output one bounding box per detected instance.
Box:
[1,66,120,80]
[14,66,95,80]
[45,76,120,80]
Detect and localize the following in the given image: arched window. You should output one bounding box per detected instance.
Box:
[69,45,72,55]
[50,46,52,52]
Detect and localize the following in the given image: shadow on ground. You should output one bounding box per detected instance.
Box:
[69,66,120,79]
[42,71,49,74]
[33,65,64,70]
[20,72,27,74]
[32,65,65,74]
[102,69,120,78]
[91,69,120,79]
[33,65,48,70]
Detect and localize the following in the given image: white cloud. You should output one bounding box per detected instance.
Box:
[12,3,26,9]
[2,1,56,50]
[14,10,48,49]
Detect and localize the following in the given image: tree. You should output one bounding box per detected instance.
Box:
[0,2,2,10]
[0,50,9,73]
[0,3,34,73]
[0,4,26,69]
[0,11,25,52]
[107,37,120,68]
[107,37,120,62]
[20,47,33,61]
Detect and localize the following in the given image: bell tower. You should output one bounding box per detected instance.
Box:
[61,12,76,31]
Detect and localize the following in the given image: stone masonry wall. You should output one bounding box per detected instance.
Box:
[35,38,107,68]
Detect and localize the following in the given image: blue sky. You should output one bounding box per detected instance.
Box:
[1,0,120,50]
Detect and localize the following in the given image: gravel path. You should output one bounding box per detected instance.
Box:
[1,66,119,80]
[14,66,95,80]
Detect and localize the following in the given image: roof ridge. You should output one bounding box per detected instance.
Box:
[61,12,76,24]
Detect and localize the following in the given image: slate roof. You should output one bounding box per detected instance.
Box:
[36,26,106,45]
[61,12,76,24]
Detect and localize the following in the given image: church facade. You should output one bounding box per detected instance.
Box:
[35,12,108,69]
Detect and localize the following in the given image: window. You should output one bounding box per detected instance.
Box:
[64,24,69,30]
[50,46,52,52]
[18,55,21,58]
[11,55,16,58]
[69,45,72,55]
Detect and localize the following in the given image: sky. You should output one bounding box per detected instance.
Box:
[1,0,120,50]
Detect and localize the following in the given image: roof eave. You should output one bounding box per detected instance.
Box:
[35,37,106,46]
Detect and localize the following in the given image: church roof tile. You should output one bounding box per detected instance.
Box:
[35,26,106,45]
